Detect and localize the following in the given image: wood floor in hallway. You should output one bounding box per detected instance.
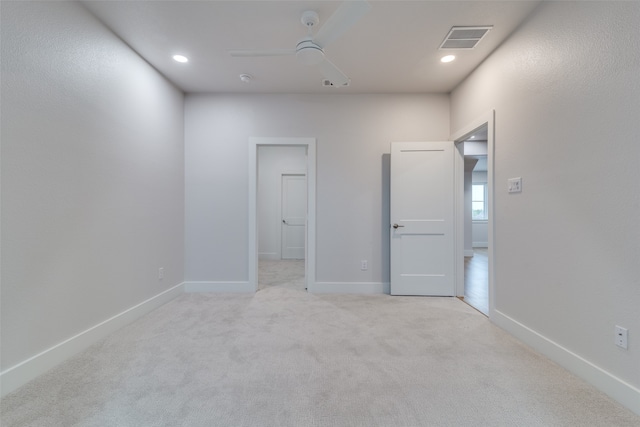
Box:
[463,247,488,315]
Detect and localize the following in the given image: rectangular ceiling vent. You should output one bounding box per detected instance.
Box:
[439,26,493,50]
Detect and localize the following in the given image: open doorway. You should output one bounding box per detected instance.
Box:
[462,127,489,315]
[452,111,494,317]
[257,147,306,291]
[248,138,316,293]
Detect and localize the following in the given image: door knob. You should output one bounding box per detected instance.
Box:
[392,224,404,229]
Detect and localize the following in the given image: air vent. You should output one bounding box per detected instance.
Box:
[439,26,493,50]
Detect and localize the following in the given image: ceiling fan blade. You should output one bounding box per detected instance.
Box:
[313,0,371,48]
[228,49,296,57]
[318,57,350,87]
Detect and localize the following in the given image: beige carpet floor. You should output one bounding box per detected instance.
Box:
[1,274,638,426]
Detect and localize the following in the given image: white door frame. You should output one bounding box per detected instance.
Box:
[451,110,495,317]
[249,137,316,292]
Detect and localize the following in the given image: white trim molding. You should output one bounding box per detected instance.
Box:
[183,281,254,293]
[493,309,640,416]
[313,282,390,294]
[0,282,184,397]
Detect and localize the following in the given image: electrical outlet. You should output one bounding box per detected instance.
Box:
[158,267,164,280]
[361,260,368,271]
[615,325,628,349]
[508,177,522,193]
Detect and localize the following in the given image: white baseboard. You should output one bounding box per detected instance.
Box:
[312,282,390,294]
[492,309,640,416]
[258,252,279,260]
[473,242,488,248]
[0,282,184,397]
[464,249,474,257]
[184,281,254,293]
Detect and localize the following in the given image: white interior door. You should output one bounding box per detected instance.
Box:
[390,141,455,296]
[281,174,306,259]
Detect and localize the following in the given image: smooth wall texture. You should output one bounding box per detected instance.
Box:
[451,0,639,395]
[463,158,476,254]
[1,2,185,370]
[185,94,449,286]
[472,171,488,247]
[258,146,307,260]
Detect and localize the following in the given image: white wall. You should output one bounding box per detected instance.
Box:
[472,171,488,247]
[451,1,640,412]
[472,171,487,183]
[463,156,477,255]
[1,0,184,383]
[471,221,488,248]
[463,141,488,156]
[185,94,449,288]
[258,146,306,260]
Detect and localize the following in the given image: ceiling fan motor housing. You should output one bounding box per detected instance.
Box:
[296,39,324,65]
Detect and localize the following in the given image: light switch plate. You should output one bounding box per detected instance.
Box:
[615,325,628,349]
[508,177,522,193]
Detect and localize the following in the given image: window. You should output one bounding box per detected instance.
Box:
[472,183,488,220]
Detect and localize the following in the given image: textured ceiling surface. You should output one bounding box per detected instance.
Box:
[83,1,540,94]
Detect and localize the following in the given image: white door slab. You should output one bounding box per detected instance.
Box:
[281,174,306,259]
[390,141,455,296]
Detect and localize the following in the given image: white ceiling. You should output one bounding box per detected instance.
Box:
[82,1,540,94]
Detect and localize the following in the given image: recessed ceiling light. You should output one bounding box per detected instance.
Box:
[239,74,253,83]
[172,54,189,63]
[441,55,456,63]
